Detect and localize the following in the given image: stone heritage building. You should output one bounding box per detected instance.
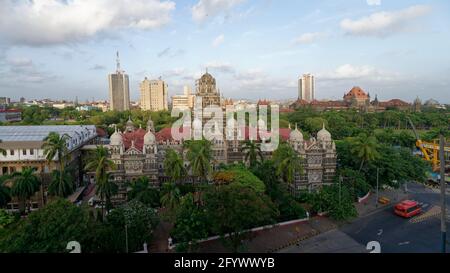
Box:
[101,72,337,205]
[291,86,414,112]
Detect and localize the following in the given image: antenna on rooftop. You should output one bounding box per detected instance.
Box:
[116,51,121,73]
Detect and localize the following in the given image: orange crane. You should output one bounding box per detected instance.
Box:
[407,117,449,171]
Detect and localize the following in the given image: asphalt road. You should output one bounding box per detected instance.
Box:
[280,182,450,253]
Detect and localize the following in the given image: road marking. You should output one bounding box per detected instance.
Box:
[410,206,441,224]
[377,229,383,236]
[422,203,429,209]
[398,241,410,246]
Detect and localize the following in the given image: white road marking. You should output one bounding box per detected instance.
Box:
[377,229,383,236]
[398,241,410,246]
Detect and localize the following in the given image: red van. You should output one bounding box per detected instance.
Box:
[394,200,422,218]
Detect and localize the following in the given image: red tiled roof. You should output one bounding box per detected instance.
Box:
[0,109,21,113]
[379,99,411,107]
[154,126,291,142]
[122,128,146,150]
[344,86,369,99]
[96,127,107,137]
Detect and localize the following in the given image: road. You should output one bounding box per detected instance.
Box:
[280,182,450,253]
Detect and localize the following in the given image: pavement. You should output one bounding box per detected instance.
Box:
[280,182,450,253]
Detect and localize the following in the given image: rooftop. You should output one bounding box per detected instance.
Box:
[0,125,97,142]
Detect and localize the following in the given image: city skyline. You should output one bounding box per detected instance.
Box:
[0,0,449,103]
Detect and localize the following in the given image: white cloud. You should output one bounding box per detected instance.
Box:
[341,5,431,37]
[0,0,176,46]
[192,0,246,23]
[204,61,235,74]
[293,32,326,45]
[319,64,397,81]
[367,0,381,6]
[212,34,225,47]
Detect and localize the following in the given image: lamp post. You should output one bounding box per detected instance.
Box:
[376,168,380,208]
[439,135,446,253]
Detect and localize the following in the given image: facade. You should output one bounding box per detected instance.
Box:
[343,86,370,108]
[0,125,98,211]
[195,71,221,108]
[0,109,22,123]
[288,125,337,192]
[103,117,336,204]
[298,74,315,102]
[108,52,130,111]
[140,77,169,111]
[172,86,195,111]
[0,97,11,106]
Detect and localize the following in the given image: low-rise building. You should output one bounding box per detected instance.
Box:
[0,109,22,123]
[0,125,98,211]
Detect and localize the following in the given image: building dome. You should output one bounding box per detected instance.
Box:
[289,124,303,142]
[143,130,155,145]
[110,129,123,146]
[317,124,332,142]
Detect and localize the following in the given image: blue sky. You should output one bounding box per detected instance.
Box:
[0,0,449,103]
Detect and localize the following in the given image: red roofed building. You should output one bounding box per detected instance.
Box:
[343,86,370,108]
[0,109,22,123]
[104,115,336,204]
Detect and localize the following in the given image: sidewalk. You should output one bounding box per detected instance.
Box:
[356,188,411,218]
[194,217,336,253]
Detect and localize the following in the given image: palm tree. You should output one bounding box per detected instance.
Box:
[0,175,11,208]
[10,167,41,214]
[273,143,303,184]
[184,140,212,182]
[242,140,263,168]
[0,139,6,157]
[47,169,74,198]
[84,146,116,216]
[160,182,181,211]
[350,133,380,171]
[42,132,72,194]
[164,149,186,183]
[96,173,118,214]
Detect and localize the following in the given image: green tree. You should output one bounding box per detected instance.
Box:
[128,176,160,208]
[0,209,15,229]
[171,193,209,252]
[48,169,75,198]
[214,165,266,194]
[164,149,186,183]
[272,143,303,184]
[349,133,380,171]
[0,199,91,253]
[242,141,263,168]
[10,168,41,214]
[42,132,73,196]
[184,140,213,182]
[203,185,279,252]
[84,146,117,215]
[0,175,11,208]
[160,182,181,212]
[93,200,159,253]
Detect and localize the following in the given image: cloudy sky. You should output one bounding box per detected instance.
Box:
[0,0,449,103]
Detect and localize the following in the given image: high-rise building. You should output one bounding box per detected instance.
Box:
[298,74,315,102]
[140,77,169,111]
[108,52,130,111]
[172,85,195,111]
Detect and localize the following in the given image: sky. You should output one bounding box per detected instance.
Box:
[0,0,449,103]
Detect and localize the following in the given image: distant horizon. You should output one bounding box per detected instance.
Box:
[1,0,449,103]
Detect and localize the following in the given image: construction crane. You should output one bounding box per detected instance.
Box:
[407,117,450,171]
